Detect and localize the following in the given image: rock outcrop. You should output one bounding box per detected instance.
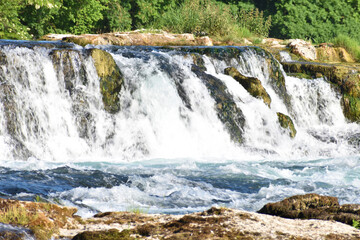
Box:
[277,112,297,138]
[90,49,123,114]
[224,67,271,107]
[317,44,355,63]
[282,61,360,122]
[191,58,245,144]
[42,32,213,47]
[258,193,360,226]
[288,39,317,61]
[0,197,360,240]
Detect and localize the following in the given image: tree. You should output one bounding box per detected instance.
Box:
[270,0,360,43]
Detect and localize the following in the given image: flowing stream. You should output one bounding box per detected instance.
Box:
[0,40,359,217]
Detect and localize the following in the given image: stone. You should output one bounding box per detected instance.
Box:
[282,61,360,122]
[191,64,245,144]
[224,67,271,107]
[258,193,360,226]
[288,39,317,61]
[90,49,123,114]
[277,112,297,138]
[317,45,355,63]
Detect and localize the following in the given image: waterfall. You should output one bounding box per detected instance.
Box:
[0,40,359,216]
[0,42,358,162]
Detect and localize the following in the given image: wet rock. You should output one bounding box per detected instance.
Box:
[258,193,360,226]
[282,61,360,122]
[191,64,245,144]
[90,49,123,114]
[288,39,317,61]
[277,112,297,138]
[50,49,95,139]
[72,229,134,240]
[224,67,271,107]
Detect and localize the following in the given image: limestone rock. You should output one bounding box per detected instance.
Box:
[282,61,360,122]
[288,39,317,61]
[224,67,271,107]
[90,49,123,114]
[52,31,214,47]
[317,45,355,63]
[277,112,297,138]
[258,193,360,226]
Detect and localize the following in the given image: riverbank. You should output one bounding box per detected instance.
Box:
[0,195,359,240]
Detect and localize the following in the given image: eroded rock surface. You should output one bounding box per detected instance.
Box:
[258,193,360,226]
[277,112,297,138]
[224,66,271,107]
[90,48,123,114]
[0,197,359,239]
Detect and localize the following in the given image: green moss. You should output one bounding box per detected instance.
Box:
[277,112,297,138]
[72,229,135,240]
[342,94,360,122]
[90,49,123,114]
[224,67,271,107]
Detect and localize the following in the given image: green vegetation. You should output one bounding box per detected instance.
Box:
[353,219,360,229]
[0,0,359,44]
[332,34,360,61]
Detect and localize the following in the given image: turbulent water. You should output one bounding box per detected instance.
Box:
[0,40,359,217]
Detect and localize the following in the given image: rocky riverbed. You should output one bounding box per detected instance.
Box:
[0,194,360,239]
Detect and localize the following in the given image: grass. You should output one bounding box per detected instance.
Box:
[0,205,35,226]
[332,34,360,61]
[151,0,270,42]
[353,219,360,229]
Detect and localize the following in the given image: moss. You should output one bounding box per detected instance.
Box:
[90,49,123,114]
[277,112,297,138]
[72,229,135,240]
[224,67,271,107]
[342,94,360,122]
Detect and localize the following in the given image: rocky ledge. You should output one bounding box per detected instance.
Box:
[0,194,360,240]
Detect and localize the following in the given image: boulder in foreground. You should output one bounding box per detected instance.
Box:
[258,193,360,226]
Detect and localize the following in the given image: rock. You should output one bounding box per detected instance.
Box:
[282,61,360,122]
[57,32,213,47]
[224,67,271,107]
[317,45,355,63]
[72,229,133,240]
[288,39,317,61]
[0,198,77,240]
[50,49,95,139]
[277,112,297,138]
[90,49,123,114]
[191,64,245,144]
[258,193,360,226]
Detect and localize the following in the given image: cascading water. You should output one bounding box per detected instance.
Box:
[0,40,359,217]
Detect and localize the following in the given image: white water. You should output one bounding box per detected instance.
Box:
[0,43,359,217]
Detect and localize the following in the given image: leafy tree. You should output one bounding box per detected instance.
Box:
[270,0,360,43]
[0,0,30,39]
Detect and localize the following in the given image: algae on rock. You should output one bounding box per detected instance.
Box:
[90,49,123,114]
[277,112,297,138]
[224,67,271,107]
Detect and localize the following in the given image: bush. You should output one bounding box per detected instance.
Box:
[237,8,271,37]
[270,0,360,43]
[153,0,237,38]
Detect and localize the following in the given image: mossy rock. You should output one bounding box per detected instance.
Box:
[224,67,271,107]
[72,229,135,240]
[90,49,123,114]
[282,61,360,123]
[191,64,245,144]
[342,94,360,122]
[277,112,297,138]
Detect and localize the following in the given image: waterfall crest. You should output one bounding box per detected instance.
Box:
[0,42,358,162]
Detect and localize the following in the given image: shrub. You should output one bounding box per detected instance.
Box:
[237,8,271,37]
